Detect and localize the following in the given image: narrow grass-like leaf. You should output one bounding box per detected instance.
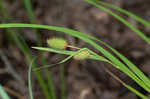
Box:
[0,23,149,93]
[124,84,148,99]
[76,0,150,89]
[33,46,148,98]
[24,0,42,45]
[0,1,50,98]
[32,47,107,71]
[70,28,150,89]
[0,84,10,99]
[97,1,150,29]
[96,37,150,89]
[105,68,148,99]
[28,57,36,99]
[24,0,56,98]
[84,0,150,45]
[32,47,107,62]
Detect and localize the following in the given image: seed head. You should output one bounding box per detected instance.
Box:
[73,50,90,60]
[47,37,68,49]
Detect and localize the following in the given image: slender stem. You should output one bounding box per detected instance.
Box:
[67,45,81,49]
[104,67,148,99]
[59,0,66,98]
[60,63,65,99]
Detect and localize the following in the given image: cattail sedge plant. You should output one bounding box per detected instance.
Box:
[0,23,149,99]
[0,0,150,99]
[32,37,149,99]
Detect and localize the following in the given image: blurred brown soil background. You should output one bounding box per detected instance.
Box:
[0,0,150,99]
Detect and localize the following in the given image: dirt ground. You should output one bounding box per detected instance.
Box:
[0,0,150,99]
